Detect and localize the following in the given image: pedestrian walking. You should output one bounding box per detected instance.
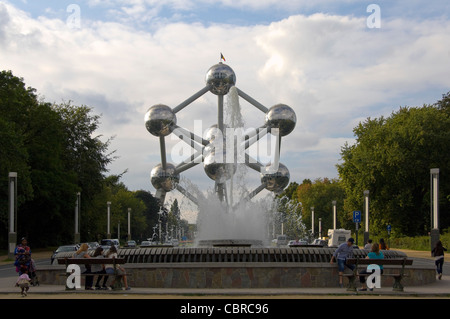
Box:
[432,240,447,280]
[16,269,31,297]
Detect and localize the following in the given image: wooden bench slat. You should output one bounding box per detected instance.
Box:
[57,258,126,265]
[345,258,413,266]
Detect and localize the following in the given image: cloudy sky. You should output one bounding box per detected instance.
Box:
[1,1,450,221]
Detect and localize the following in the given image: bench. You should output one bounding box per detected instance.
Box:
[344,258,413,292]
[57,257,128,290]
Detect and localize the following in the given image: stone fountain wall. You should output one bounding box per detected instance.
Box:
[37,247,436,288]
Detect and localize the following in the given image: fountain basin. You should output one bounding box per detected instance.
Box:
[38,247,436,288]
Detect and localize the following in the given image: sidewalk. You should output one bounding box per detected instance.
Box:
[0,273,449,299]
[1,249,449,299]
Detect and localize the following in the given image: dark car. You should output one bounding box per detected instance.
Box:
[100,239,120,250]
[125,240,137,248]
[50,244,78,264]
[311,239,328,247]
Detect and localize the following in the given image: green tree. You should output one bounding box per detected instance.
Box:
[0,70,116,247]
[295,178,346,236]
[338,101,450,236]
[134,190,160,240]
[19,102,79,245]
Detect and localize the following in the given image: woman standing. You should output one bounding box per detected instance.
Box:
[432,240,447,280]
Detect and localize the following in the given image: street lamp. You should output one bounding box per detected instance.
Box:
[107,201,111,239]
[430,168,440,253]
[363,190,370,245]
[158,208,163,244]
[74,192,81,243]
[318,218,322,239]
[332,200,337,230]
[127,208,131,241]
[310,207,315,238]
[8,172,17,259]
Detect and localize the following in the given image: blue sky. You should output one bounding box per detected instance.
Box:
[2,1,450,222]
[12,1,450,27]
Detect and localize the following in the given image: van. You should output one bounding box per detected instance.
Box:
[327,229,351,247]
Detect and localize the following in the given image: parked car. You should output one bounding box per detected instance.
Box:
[288,239,308,247]
[125,240,137,247]
[100,239,120,249]
[87,242,99,250]
[50,244,78,264]
[311,239,328,247]
[140,240,152,247]
[276,235,288,247]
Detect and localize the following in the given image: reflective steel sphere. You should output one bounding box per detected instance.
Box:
[145,104,176,137]
[265,104,296,136]
[261,163,290,193]
[205,62,236,95]
[150,163,180,192]
[203,148,236,183]
[204,124,228,141]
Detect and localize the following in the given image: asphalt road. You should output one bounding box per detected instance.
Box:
[0,256,50,278]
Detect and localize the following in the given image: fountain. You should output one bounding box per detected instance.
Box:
[145,61,296,247]
[42,60,435,289]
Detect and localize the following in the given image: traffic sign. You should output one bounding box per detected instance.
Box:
[387,224,391,234]
[353,210,361,223]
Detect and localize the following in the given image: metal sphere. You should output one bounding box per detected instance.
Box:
[265,104,296,136]
[144,104,176,137]
[261,163,290,193]
[150,163,180,192]
[203,149,236,183]
[204,124,227,141]
[205,62,236,95]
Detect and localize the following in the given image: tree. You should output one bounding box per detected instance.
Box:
[0,70,116,247]
[295,178,346,236]
[337,100,450,236]
[134,190,160,240]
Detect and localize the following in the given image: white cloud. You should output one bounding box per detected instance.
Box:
[1,1,449,202]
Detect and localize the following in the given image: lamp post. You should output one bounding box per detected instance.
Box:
[158,209,163,244]
[127,208,131,241]
[311,207,315,238]
[363,190,370,245]
[332,200,337,230]
[430,168,440,253]
[74,192,81,243]
[107,201,111,239]
[8,172,17,259]
[318,218,322,239]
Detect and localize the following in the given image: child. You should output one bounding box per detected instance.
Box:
[16,268,31,297]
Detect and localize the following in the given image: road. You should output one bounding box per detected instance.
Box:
[1,248,448,279]
[0,255,50,278]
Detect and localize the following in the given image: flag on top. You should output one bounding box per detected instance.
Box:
[220,53,226,62]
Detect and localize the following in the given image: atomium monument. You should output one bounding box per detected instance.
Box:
[45,61,426,290]
[145,60,297,234]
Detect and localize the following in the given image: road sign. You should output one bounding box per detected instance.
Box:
[387,224,391,234]
[353,210,361,223]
